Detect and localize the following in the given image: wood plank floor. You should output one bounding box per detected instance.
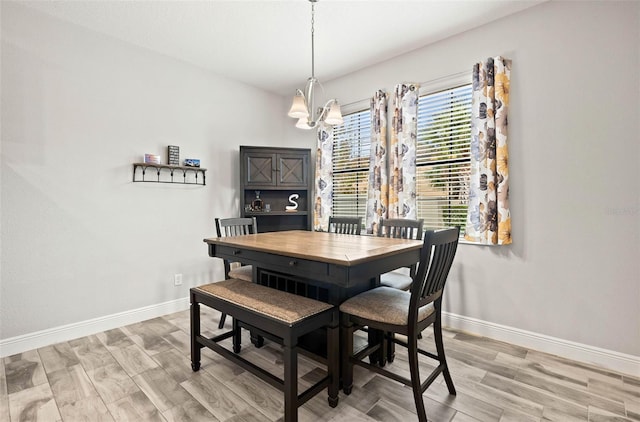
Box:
[2,306,639,421]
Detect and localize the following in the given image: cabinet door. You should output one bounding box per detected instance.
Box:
[277,153,308,187]
[245,153,276,187]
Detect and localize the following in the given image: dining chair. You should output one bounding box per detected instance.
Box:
[328,216,362,235]
[377,218,424,291]
[340,227,460,422]
[214,216,258,328]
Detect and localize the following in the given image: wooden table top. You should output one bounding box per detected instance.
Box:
[203,230,423,266]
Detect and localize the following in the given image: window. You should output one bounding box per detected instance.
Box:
[331,108,371,221]
[329,79,472,234]
[416,84,472,234]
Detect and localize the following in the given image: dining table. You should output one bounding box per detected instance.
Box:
[204,230,422,304]
[203,229,423,362]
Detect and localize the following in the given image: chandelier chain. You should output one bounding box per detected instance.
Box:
[311,1,315,79]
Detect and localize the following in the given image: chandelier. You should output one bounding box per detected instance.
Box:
[287,0,343,130]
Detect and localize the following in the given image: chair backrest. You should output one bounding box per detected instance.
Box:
[215,217,258,237]
[410,227,460,317]
[377,218,424,240]
[215,217,257,279]
[328,217,362,235]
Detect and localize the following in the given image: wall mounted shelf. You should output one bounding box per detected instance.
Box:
[132,163,207,185]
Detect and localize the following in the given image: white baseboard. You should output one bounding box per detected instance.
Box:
[443,311,640,377]
[0,297,190,358]
[2,301,637,377]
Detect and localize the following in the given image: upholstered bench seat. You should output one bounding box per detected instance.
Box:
[191,279,339,422]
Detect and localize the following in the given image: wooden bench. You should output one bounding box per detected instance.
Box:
[190,279,339,422]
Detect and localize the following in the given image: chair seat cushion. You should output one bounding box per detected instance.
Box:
[228,265,253,282]
[339,287,434,326]
[194,279,333,325]
[380,269,412,291]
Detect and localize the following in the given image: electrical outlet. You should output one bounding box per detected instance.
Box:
[174,274,183,286]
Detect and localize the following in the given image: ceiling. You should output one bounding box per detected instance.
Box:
[20,0,545,96]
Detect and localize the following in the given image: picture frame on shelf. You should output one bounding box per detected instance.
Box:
[168,145,180,165]
[144,153,161,164]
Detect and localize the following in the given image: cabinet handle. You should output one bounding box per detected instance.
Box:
[233,250,241,256]
[289,260,297,267]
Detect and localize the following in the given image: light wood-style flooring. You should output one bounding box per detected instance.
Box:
[2,306,639,421]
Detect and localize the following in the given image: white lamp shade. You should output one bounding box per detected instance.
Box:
[324,101,344,126]
[288,93,309,119]
[295,118,313,130]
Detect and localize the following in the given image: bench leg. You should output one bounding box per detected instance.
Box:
[283,339,298,422]
[190,298,201,372]
[327,323,339,408]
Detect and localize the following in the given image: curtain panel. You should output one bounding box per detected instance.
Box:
[365,90,389,234]
[389,83,419,219]
[464,56,512,245]
[313,124,333,231]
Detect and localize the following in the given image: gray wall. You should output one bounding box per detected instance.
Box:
[296,0,639,357]
[0,3,288,340]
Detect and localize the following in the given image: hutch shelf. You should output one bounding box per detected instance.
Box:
[132,163,207,185]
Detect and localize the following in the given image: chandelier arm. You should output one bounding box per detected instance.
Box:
[314,99,337,123]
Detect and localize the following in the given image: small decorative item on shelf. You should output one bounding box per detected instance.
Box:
[252,191,263,211]
[168,145,180,165]
[184,158,200,167]
[285,193,300,212]
[144,153,161,164]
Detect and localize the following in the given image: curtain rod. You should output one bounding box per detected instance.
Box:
[419,69,469,86]
[339,69,470,109]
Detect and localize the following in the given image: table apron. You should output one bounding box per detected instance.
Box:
[210,243,420,288]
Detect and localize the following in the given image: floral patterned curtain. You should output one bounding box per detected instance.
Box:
[313,124,333,231]
[365,90,388,234]
[389,83,419,219]
[464,56,512,245]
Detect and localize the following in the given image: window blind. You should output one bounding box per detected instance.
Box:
[332,109,371,219]
[416,84,472,233]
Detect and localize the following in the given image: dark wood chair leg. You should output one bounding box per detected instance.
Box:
[190,299,201,372]
[387,332,395,363]
[250,332,265,348]
[408,333,428,422]
[218,313,227,329]
[232,318,241,353]
[367,326,378,365]
[283,339,298,422]
[341,316,354,395]
[327,322,339,408]
[434,311,456,395]
[379,329,387,367]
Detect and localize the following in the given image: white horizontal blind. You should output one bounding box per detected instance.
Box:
[416,84,472,234]
[332,109,371,220]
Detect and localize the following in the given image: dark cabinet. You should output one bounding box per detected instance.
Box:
[240,146,312,232]
[245,151,308,187]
